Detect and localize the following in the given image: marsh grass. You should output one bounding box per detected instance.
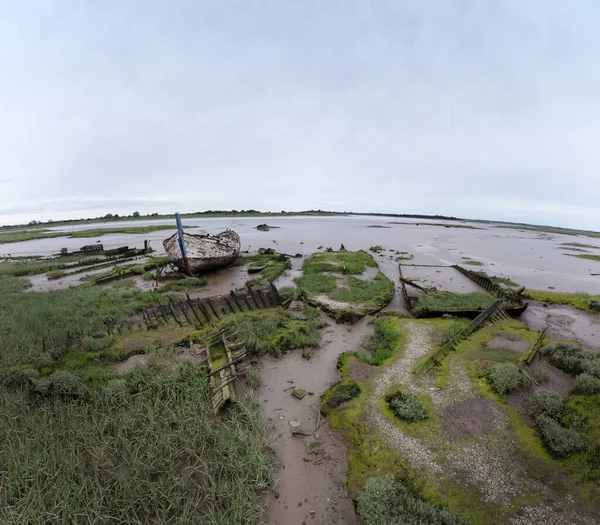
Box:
[525,289,600,313]
[216,309,325,357]
[301,250,376,276]
[566,253,600,262]
[158,276,207,292]
[0,277,162,368]
[0,362,273,524]
[352,317,403,366]
[0,254,104,277]
[0,225,175,244]
[331,273,394,306]
[412,291,495,315]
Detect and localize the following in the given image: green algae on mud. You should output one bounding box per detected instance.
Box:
[525,289,600,313]
[233,252,291,285]
[295,250,394,322]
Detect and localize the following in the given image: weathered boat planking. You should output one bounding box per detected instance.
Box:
[163,229,241,274]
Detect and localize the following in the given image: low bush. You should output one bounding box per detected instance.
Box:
[488,363,529,396]
[536,415,587,459]
[572,373,600,395]
[321,380,361,415]
[46,269,66,280]
[357,475,468,525]
[530,389,563,421]
[82,335,114,352]
[539,341,600,377]
[31,370,86,398]
[589,299,600,312]
[386,389,428,423]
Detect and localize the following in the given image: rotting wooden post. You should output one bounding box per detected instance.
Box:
[168,298,183,326]
[230,290,244,312]
[222,337,238,378]
[270,282,282,305]
[207,298,221,320]
[223,296,236,314]
[160,303,170,324]
[242,293,253,311]
[198,299,213,323]
[256,288,269,308]
[186,294,204,325]
[179,299,193,325]
[246,285,262,309]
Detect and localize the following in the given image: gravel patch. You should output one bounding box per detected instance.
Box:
[364,321,596,523]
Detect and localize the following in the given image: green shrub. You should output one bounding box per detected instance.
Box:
[589,299,600,312]
[530,389,563,421]
[488,363,529,396]
[369,245,383,252]
[572,373,600,395]
[536,415,587,459]
[82,335,113,352]
[321,380,361,415]
[46,269,66,280]
[386,389,428,422]
[141,271,155,281]
[357,475,469,525]
[539,341,600,376]
[32,370,86,398]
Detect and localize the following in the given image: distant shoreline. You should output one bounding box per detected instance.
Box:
[1,210,599,239]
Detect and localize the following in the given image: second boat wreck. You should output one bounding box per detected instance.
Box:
[163,212,241,274]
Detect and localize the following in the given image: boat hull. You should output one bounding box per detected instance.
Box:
[163,230,241,273]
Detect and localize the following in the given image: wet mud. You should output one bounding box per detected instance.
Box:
[507,356,575,426]
[520,302,600,351]
[257,314,372,525]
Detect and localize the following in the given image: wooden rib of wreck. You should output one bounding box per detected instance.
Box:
[163,229,241,274]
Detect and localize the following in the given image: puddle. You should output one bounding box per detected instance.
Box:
[258,314,372,525]
[111,354,149,374]
[520,302,600,351]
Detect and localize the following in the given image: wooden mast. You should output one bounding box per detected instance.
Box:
[176,212,193,276]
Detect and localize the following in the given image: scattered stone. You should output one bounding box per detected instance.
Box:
[292,388,307,400]
[274,491,280,499]
[289,418,301,428]
[303,457,311,462]
[298,502,303,507]
[307,439,322,454]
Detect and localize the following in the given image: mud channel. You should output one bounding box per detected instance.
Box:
[257,311,371,525]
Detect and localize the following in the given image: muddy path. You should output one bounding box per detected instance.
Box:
[257,313,372,525]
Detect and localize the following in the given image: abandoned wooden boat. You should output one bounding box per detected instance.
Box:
[163,229,241,274]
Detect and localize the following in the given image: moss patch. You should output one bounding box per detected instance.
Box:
[525,289,600,314]
[296,251,393,321]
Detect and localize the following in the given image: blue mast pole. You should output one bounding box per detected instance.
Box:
[175,212,192,275]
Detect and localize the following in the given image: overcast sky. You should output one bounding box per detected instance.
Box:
[1,1,599,229]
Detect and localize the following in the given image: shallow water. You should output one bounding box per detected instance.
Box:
[5,216,600,294]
